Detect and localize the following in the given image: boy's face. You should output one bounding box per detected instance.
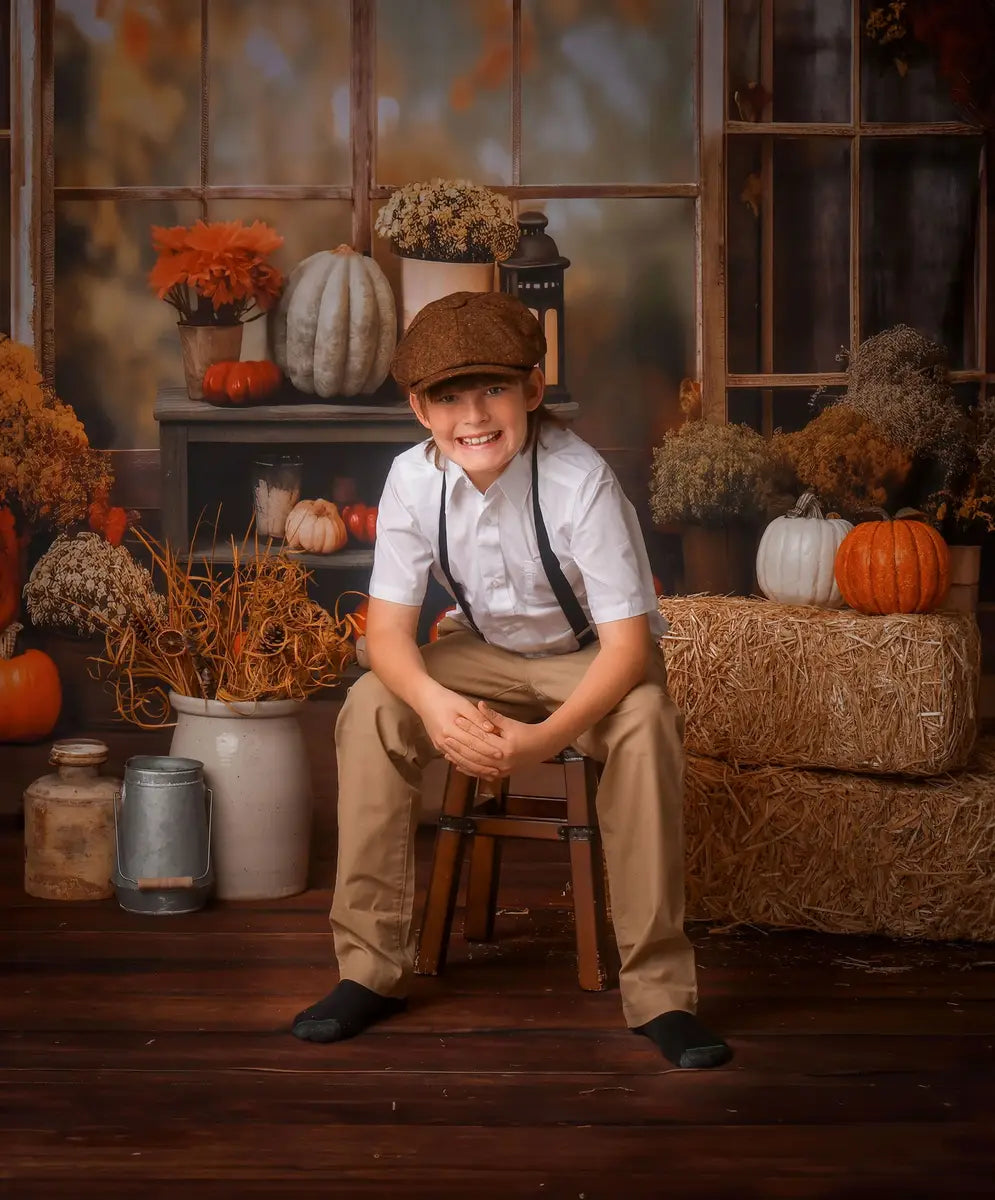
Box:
[409,369,544,493]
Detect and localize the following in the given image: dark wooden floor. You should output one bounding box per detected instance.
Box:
[1,818,994,1199]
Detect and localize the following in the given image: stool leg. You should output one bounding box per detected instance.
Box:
[463,778,507,942]
[564,757,614,992]
[415,769,473,976]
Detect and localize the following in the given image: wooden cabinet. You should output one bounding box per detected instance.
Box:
[153,386,424,568]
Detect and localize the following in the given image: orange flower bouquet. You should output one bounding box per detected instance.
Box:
[149,218,284,326]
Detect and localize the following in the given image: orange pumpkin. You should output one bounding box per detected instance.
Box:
[0,629,62,742]
[834,508,950,615]
[0,506,22,630]
[202,360,283,406]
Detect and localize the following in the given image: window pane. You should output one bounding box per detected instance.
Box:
[55,199,202,449]
[208,1,351,186]
[861,17,963,123]
[0,139,9,336]
[522,0,695,184]
[772,1,850,122]
[727,0,850,123]
[54,0,201,187]
[861,137,982,368]
[519,198,695,512]
[376,0,512,185]
[728,136,850,375]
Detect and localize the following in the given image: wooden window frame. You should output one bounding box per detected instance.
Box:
[720,0,991,429]
[16,0,716,403]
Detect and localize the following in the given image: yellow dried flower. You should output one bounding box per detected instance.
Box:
[650,419,777,528]
[0,335,112,533]
[773,405,913,521]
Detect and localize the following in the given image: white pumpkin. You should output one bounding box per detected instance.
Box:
[272,245,397,398]
[284,499,348,555]
[756,492,853,608]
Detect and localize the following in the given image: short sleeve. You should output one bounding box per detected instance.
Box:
[568,467,658,626]
[368,463,436,607]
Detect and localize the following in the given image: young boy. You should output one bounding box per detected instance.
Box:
[292,291,731,1070]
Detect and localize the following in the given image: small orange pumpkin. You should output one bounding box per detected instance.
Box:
[834,508,950,615]
[202,360,283,405]
[0,624,62,742]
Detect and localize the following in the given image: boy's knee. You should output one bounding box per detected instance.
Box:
[612,681,684,743]
[337,672,406,738]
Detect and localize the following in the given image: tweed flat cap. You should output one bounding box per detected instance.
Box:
[391,291,546,393]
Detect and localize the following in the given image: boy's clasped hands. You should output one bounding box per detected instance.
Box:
[420,684,553,779]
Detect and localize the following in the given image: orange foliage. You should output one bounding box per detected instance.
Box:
[149,219,284,325]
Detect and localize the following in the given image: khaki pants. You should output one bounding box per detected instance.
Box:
[330,627,697,1027]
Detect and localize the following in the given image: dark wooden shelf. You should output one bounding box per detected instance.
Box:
[185,538,374,571]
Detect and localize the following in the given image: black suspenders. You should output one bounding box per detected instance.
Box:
[437,439,597,650]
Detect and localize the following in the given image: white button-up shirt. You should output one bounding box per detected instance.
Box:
[369,424,666,657]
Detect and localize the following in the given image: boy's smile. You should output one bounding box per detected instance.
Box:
[409,370,544,492]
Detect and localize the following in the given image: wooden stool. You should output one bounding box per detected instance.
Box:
[415,748,617,991]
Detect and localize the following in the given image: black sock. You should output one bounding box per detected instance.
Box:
[291,979,407,1043]
[632,1010,732,1069]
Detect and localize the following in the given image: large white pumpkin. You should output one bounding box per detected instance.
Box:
[756,492,853,608]
[272,245,397,398]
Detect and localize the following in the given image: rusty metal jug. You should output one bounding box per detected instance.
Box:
[23,738,122,900]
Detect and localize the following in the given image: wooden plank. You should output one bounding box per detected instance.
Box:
[2,1028,990,1077]
[10,0,40,347]
[54,184,355,201]
[1,981,993,1035]
[698,0,725,421]
[760,0,774,436]
[350,0,373,251]
[511,0,521,187]
[157,423,188,550]
[0,1122,991,1185]
[727,121,982,136]
[1,1067,988,1128]
[108,448,161,511]
[850,0,861,353]
[728,369,988,386]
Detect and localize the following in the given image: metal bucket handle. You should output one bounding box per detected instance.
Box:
[113,783,214,891]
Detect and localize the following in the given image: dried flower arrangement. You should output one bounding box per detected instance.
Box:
[374,178,520,263]
[76,525,360,729]
[650,419,778,528]
[0,335,113,537]
[23,532,165,638]
[149,219,284,326]
[773,405,914,521]
[927,396,995,540]
[866,0,995,126]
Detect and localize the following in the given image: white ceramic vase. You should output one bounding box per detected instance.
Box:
[398,256,495,333]
[168,691,312,900]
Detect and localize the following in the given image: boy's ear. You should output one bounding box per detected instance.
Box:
[408,391,432,429]
[525,367,545,411]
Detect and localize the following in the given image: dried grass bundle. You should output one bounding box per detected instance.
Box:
[659,595,980,776]
[684,740,995,941]
[88,525,359,728]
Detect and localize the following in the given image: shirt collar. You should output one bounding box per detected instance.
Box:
[443,441,534,510]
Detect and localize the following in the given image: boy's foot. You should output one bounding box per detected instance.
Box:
[291,979,407,1043]
[632,1010,732,1069]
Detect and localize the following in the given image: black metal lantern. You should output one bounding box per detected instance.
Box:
[499,211,570,400]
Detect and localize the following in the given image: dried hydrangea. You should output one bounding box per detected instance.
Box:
[773,405,914,521]
[832,324,968,481]
[650,420,778,528]
[23,531,165,637]
[374,178,520,263]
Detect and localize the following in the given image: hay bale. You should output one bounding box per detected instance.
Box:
[660,595,980,776]
[684,739,995,941]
